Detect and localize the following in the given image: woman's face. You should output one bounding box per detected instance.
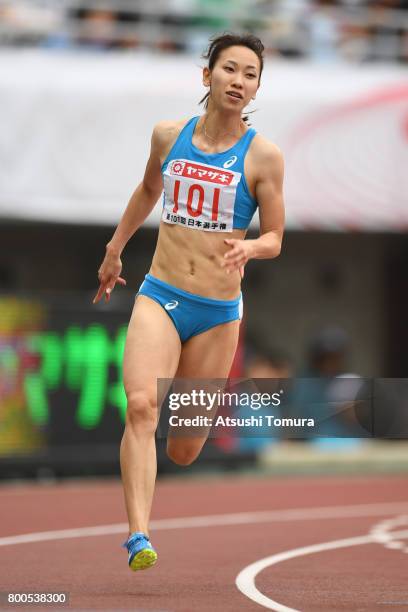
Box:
[203,45,261,114]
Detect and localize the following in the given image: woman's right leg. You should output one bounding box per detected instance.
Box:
[120,295,181,537]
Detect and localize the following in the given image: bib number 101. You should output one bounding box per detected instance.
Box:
[172,180,220,221]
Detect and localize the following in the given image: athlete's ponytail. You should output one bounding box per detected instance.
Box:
[199,32,265,125]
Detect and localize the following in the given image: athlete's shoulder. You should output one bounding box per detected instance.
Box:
[250,133,284,181]
[251,132,284,164]
[152,118,191,147]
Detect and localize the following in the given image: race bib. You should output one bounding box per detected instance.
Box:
[161,159,242,232]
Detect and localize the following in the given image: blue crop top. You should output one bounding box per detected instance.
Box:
[160,116,258,232]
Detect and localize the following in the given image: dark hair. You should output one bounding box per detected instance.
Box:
[199,32,265,124]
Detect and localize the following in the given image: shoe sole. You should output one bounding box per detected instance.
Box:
[129,548,158,571]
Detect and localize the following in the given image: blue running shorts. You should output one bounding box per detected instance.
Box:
[136,273,243,343]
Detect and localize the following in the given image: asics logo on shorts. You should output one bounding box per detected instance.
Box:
[164,300,179,310]
[223,155,238,169]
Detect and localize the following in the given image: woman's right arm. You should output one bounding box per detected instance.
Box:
[92,123,168,304]
[106,123,167,257]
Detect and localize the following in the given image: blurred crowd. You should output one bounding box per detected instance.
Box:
[234,325,408,456]
[232,326,367,454]
[0,0,407,62]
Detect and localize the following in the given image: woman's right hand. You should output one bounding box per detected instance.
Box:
[92,250,127,304]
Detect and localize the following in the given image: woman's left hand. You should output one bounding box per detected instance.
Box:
[222,238,253,277]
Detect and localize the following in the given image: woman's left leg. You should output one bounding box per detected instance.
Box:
[166,319,241,465]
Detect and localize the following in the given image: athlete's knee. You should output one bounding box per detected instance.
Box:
[125,389,157,434]
[166,439,202,466]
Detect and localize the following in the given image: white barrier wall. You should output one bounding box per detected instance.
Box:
[0,50,407,230]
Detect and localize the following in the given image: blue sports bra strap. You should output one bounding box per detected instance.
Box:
[161,116,198,170]
[178,116,199,141]
[239,127,257,155]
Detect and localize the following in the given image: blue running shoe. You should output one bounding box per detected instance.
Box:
[122,532,157,571]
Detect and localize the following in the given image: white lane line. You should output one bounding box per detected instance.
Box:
[236,528,408,612]
[1,501,408,547]
[370,515,408,553]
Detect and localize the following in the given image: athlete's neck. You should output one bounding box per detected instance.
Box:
[200,108,245,145]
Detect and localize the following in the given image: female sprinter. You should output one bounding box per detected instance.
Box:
[92,33,285,571]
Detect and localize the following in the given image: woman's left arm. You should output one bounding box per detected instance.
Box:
[223,142,285,274]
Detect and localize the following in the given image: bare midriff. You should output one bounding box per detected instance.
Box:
[149,222,246,300]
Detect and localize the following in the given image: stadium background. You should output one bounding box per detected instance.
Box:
[0,0,407,479]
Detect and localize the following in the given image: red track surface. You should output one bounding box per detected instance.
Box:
[0,474,407,611]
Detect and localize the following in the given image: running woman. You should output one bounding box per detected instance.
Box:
[93,33,285,571]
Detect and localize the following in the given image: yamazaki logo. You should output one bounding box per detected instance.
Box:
[170,160,234,185]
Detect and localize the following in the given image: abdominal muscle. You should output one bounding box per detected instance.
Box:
[149,222,246,300]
